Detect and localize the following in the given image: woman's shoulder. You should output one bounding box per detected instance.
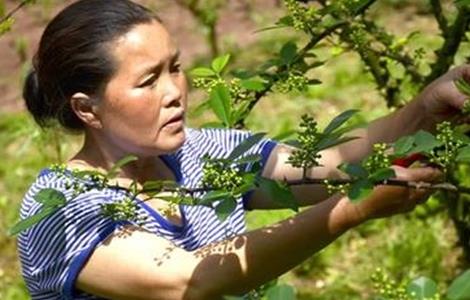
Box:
[20,166,125,221]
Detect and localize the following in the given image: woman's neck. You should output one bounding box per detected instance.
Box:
[68,132,176,184]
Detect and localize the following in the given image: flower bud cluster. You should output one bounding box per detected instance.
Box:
[371,268,408,300]
[284,0,310,31]
[430,121,464,171]
[323,179,349,195]
[101,197,142,224]
[274,72,309,93]
[192,77,225,92]
[288,115,322,169]
[364,143,391,173]
[50,164,108,197]
[202,158,244,191]
[229,78,249,102]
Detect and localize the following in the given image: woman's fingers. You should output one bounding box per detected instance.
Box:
[392,166,443,183]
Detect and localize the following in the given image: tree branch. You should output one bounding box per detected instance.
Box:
[426,7,470,84]
[430,0,448,36]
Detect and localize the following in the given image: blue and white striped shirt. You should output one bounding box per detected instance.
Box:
[17,128,277,299]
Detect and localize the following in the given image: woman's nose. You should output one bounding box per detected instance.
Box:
[161,74,182,107]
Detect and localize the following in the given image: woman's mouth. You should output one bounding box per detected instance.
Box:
[163,111,185,130]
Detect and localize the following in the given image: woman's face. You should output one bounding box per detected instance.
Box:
[96,21,187,156]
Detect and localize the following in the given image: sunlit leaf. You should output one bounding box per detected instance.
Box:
[240,79,266,92]
[316,135,359,152]
[323,109,359,135]
[209,84,232,126]
[406,276,438,300]
[215,197,237,221]
[227,132,266,160]
[199,191,232,206]
[33,188,66,207]
[212,54,231,74]
[447,269,470,300]
[108,155,138,178]
[190,67,216,77]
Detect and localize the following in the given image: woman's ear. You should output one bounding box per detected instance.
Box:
[70,92,102,129]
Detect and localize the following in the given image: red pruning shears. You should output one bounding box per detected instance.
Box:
[392,153,427,168]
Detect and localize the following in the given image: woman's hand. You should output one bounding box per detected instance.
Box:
[418,65,470,125]
[346,166,443,224]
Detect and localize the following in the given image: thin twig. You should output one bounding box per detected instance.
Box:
[0,0,31,24]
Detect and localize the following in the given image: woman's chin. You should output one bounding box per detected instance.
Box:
[157,129,186,153]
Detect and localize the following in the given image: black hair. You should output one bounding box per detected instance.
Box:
[23,0,161,130]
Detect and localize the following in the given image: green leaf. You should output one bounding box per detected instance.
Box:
[348,179,374,202]
[227,132,266,161]
[284,139,302,148]
[209,84,232,126]
[277,15,294,27]
[240,79,266,92]
[199,191,232,206]
[190,67,216,77]
[394,135,415,156]
[234,154,262,165]
[233,173,257,195]
[266,284,296,300]
[258,177,298,211]
[34,188,66,207]
[212,54,231,74]
[142,180,164,193]
[339,163,368,179]
[316,135,359,152]
[323,109,359,135]
[73,169,106,180]
[406,276,438,299]
[447,269,470,300]
[369,168,396,182]
[215,197,237,221]
[8,206,59,236]
[108,155,138,178]
[456,0,470,8]
[412,131,441,153]
[280,41,298,65]
[457,146,470,163]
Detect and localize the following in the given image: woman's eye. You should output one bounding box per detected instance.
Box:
[171,63,181,73]
[138,75,157,88]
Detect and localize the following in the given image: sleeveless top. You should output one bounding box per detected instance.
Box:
[17,127,277,299]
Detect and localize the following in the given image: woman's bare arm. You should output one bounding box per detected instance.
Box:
[76,166,439,299]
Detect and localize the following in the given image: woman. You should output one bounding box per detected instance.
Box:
[18,0,467,299]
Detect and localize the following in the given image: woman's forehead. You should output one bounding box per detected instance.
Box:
[111,21,178,69]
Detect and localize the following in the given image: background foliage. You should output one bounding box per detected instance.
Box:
[1,0,470,299]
